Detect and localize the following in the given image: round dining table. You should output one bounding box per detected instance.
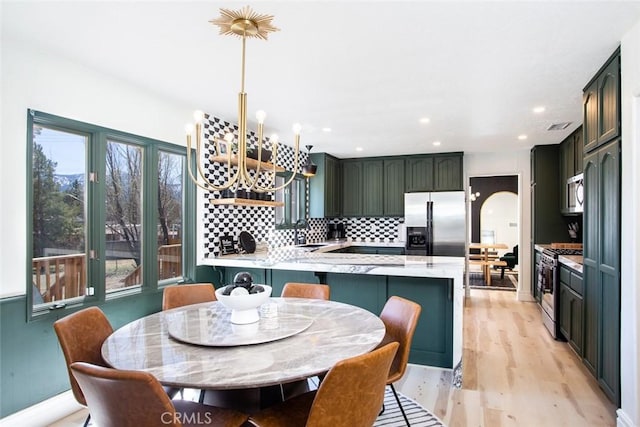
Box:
[101,297,386,391]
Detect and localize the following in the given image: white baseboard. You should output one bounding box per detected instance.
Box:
[617,408,637,427]
[0,391,82,427]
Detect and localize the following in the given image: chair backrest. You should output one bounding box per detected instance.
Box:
[379,296,422,383]
[53,306,114,406]
[281,282,330,300]
[306,342,399,427]
[162,283,217,311]
[70,361,181,427]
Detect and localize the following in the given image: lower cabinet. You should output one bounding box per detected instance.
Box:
[387,276,453,368]
[559,265,584,356]
[558,287,581,355]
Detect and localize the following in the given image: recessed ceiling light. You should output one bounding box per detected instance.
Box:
[432,141,441,146]
[322,127,332,133]
[419,117,430,124]
[355,147,363,152]
[533,106,546,113]
[518,134,528,140]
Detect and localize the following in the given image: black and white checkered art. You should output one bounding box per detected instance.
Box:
[201,114,309,257]
[201,114,406,257]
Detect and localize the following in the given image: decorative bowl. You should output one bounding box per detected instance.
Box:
[215,285,273,324]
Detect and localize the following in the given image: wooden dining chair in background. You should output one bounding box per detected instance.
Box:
[247,342,399,427]
[162,283,217,311]
[70,362,249,427]
[281,282,330,300]
[377,296,422,426]
[162,283,217,402]
[53,306,115,427]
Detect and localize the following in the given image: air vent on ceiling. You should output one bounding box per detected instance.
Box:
[547,122,572,131]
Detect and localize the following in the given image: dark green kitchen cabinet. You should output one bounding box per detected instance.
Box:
[387,276,453,368]
[341,160,363,216]
[560,126,584,214]
[405,156,433,192]
[383,158,405,216]
[362,160,384,216]
[531,145,569,297]
[405,152,463,192]
[559,265,583,356]
[433,154,463,191]
[325,273,387,315]
[309,153,341,218]
[530,145,568,244]
[583,48,620,154]
[583,139,621,405]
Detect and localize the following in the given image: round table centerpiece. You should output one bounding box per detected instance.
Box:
[215,272,272,324]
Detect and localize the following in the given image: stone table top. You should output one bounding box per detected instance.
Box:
[102,298,385,390]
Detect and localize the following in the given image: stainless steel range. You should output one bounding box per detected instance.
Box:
[537,246,583,339]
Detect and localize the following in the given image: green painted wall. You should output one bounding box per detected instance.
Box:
[0,291,163,417]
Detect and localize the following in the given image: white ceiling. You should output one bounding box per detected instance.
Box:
[3,1,640,158]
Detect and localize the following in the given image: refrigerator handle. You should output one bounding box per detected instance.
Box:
[426,201,434,255]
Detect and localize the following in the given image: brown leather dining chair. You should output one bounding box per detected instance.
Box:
[162,283,217,402]
[377,295,422,426]
[53,306,115,427]
[162,283,217,311]
[281,282,330,300]
[70,361,249,427]
[247,342,399,427]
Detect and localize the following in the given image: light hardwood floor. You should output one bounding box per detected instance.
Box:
[397,289,617,426]
[51,289,616,427]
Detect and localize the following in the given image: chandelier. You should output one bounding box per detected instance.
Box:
[185,6,302,193]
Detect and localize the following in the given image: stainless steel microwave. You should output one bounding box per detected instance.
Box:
[567,173,584,214]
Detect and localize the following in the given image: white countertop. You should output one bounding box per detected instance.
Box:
[201,249,464,279]
[558,255,583,274]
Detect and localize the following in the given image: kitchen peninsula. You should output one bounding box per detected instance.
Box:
[199,242,464,372]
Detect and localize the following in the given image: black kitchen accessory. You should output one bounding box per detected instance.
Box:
[238,231,256,253]
[219,234,237,255]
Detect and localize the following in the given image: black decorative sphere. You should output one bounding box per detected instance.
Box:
[233,271,253,289]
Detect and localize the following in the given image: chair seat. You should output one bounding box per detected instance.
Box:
[247,391,316,427]
[173,400,249,427]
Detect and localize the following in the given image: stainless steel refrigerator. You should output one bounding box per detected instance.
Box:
[404,192,466,256]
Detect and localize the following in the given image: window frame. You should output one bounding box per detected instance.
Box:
[26,110,196,320]
[274,171,307,229]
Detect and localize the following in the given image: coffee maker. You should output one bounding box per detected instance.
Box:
[327,222,346,240]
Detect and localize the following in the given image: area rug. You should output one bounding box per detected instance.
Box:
[469,270,517,290]
[374,388,446,426]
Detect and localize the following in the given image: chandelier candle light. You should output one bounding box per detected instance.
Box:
[185,6,302,193]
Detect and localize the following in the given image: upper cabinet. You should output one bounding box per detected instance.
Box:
[341,158,405,217]
[405,153,463,193]
[583,48,620,154]
[341,159,363,217]
[311,152,463,218]
[433,154,463,191]
[362,160,384,216]
[383,158,405,216]
[559,126,583,214]
[405,156,434,192]
[309,153,342,218]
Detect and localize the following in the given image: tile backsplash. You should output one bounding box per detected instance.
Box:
[201,114,406,257]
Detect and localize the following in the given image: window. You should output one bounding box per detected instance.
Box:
[274,172,306,228]
[27,110,195,317]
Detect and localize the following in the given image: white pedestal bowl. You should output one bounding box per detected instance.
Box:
[215,285,273,324]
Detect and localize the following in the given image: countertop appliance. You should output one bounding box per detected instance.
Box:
[537,245,583,339]
[566,173,584,214]
[404,192,465,256]
[327,222,346,240]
